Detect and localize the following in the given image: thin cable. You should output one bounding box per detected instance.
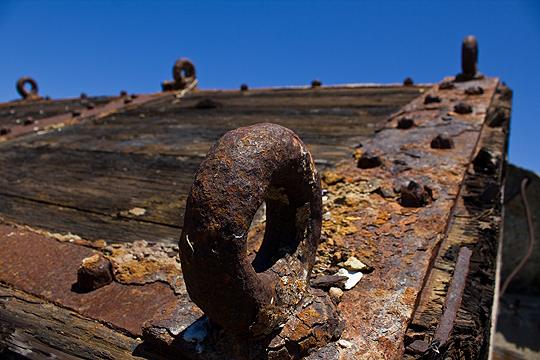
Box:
[500,178,535,297]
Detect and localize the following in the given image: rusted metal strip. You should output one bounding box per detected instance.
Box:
[431,246,473,351]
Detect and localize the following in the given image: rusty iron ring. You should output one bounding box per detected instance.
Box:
[173,58,196,89]
[180,123,322,337]
[16,77,38,98]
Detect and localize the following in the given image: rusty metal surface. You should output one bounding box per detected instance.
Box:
[0,224,177,337]
[308,77,500,359]
[432,246,472,350]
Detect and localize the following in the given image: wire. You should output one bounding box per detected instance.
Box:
[500,178,535,297]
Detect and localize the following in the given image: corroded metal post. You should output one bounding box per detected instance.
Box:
[456,35,483,81]
[179,123,341,358]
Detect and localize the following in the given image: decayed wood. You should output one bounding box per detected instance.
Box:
[0,285,172,360]
[404,82,511,359]
[0,86,422,244]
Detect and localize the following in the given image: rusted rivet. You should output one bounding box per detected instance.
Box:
[454,102,472,114]
[23,117,33,126]
[77,254,113,291]
[180,123,322,337]
[71,110,81,117]
[430,134,454,149]
[0,127,11,135]
[124,96,133,104]
[357,150,382,169]
[439,81,455,90]
[120,90,127,97]
[173,58,197,89]
[397,116,415,129]
[86,102,96,110]
[16,77,39,99]
[161,80,176,92]
[311,79,322,87]
[80,92,88,99]
[131,93,138,99]
[465,86,483,95]
[240,83,249,91]
[424,94,441,104]
[403,77,414,86]
[400,181,433,207]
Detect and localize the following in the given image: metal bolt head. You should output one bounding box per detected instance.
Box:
[357,150,382,169]
[439,81,455,90]
[311,79,322,87]
[400,181,433,207]
[424,94,441,104]
[465,86,483,95]
[431,134,454,149]
[454,102,472,114]
[86,102,96,110]
[77,254,113,291]
[240,83,249,91]
[397,116,415,129]
[403,77,414,86]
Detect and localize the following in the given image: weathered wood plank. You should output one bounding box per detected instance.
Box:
[0,86,422,244]
[0,285,166,360]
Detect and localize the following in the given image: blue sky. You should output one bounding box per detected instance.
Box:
[1,1,539,174]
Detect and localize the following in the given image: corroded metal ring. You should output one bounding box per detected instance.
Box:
[173,58,196,89]
[16,77,38,99]
[180,123,322,337]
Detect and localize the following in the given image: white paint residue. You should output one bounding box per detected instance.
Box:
[336,268,364,290]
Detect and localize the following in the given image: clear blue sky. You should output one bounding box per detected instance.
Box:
[1,1,539,174]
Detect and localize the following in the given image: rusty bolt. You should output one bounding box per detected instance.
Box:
[397,116,415,129]
[23,117,33,126]
[16,77,39,99]
[77,254,113,291]
[461,35,478,78]
[430,134,454,149]
[454,102,472,114]
[180,123,322,337]
[403,77,414,86]
[71,110,81,117]
[173,58,196,89]
[131,93,138,99]
[0,127,11,135]
[439,81,455,90]
[465,86,483,95]
[86,102,96,110]
[120,90,127,97]
[161,80,176,92]
[357,150,382,169]
[424,94,441,104]
[80,92,88,99]
[124,96,133,104]
[311,79,322,87]
[400,181,433,207]
[240,83,249,91]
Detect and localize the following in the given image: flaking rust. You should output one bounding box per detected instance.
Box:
[309,76,500,359]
